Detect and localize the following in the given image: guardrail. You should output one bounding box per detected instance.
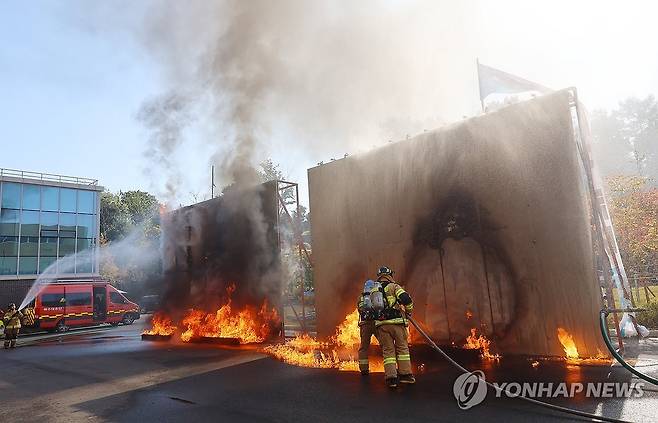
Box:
[0,168,98,186]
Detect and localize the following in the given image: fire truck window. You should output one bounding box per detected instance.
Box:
[42,293,65,307]
[110,292,126,304]
[66,292,92,306]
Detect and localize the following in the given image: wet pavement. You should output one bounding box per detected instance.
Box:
[2,320,658,422]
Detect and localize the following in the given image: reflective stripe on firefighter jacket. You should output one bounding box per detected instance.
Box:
[3,311,23,329]
[22,308,35,326]
[374,276,413,327]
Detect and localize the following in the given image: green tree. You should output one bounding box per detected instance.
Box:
[99,189,163,299]
[120,190,160,225]
[606,175,658,282]
[100,192,131,242]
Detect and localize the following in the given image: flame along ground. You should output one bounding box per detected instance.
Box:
[266,310,503,372]
[144,305,610,369]
[556,327,611,365]
[462,310,500,360]
[463,327,501,360]
[264,309,385,373]
[143,313,177,336]
[142,284,281,344]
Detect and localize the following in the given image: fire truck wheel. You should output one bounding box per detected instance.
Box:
[56,320,69,332]
[122,315,135,325]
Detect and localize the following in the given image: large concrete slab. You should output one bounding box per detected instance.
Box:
[309,90,607,357]
[160,181,281,314]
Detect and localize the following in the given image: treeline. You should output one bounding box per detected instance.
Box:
[99,190,162,300]
[592,96,658,286]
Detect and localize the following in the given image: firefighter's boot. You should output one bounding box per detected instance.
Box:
[399,374,416,384]
[386,377,398,388]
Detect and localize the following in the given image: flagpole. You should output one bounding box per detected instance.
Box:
[476,58,485,112]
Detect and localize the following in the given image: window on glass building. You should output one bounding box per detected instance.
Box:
[1,183,21,209]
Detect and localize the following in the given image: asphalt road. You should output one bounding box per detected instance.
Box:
[2,321,658,422]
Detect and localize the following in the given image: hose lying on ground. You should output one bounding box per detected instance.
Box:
[408,316,631,423]
[599,309,658,386]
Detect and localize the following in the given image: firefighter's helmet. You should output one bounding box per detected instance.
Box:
[377,266,394,277]
[8,303,16,310]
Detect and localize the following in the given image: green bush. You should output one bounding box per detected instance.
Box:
[637,302,658,329]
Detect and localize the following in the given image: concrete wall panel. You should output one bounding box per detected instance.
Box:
[309,90,606,357]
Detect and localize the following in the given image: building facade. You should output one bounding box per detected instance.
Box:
[0,168,103,305]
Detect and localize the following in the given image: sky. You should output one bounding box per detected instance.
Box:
[1,1,657,207]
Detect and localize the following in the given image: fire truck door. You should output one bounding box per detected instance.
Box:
[93,286,107,321]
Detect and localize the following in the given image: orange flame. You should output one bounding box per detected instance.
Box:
[143,284,280,344]
[465,309,473,320]
[264,343,337,368]
[177,283,279,344]
[554,329,612,365]
[464,328,500,360]
[142,313,177,336]
[287,333,329,350]
[264,309,383,373]
[332,309,378,346]
[557,327,579,360]
[180,301,279,344]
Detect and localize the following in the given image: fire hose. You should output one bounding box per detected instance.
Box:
[408,315,632,423]
[599,308,658,386]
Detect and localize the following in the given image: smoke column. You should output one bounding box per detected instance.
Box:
[132,0,480,201]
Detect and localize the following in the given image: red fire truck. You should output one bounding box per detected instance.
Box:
[32,279,140,332]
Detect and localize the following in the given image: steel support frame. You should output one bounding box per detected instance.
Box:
[275,180,312,336]
[569,88,633,352]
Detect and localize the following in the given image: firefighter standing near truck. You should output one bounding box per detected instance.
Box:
[375,266,415,388]
[357,279,380,375]
[3,303,23,349]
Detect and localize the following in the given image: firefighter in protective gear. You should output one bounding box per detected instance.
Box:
[357,281,379,375]
[3,303,23,349]
[374,266,415,388]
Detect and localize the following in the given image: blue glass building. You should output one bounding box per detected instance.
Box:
[0,168,102,305]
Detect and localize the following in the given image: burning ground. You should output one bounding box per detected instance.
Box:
[143,283,280,345]
[144,303,612,376]
[263,310,385,373]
